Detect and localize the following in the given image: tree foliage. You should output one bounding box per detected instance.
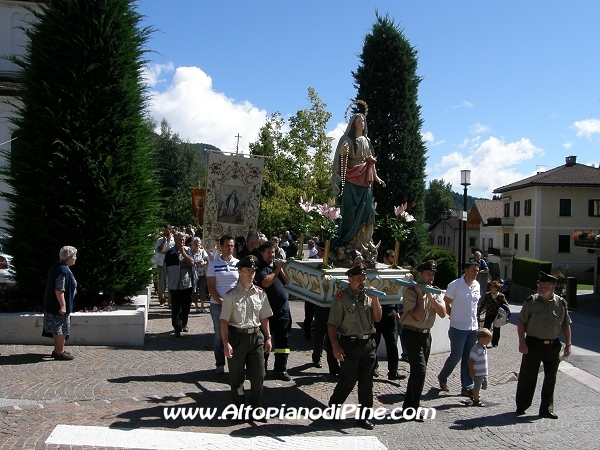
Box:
[424,179,455,224]
[353,13,428,266]
[422,246,458,290]
[3,0,159,303]
[250,88,333,238]
[151,119,207,226]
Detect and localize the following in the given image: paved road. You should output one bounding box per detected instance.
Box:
[1,294,600,449]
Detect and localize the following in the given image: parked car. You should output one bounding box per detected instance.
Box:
[0,235,14,284]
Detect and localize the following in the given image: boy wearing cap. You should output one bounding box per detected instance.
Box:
[220,255,273,416]
[437,260,481,397]
[327,264,382,430]
[399,260,446,414]
[515,271,572,419]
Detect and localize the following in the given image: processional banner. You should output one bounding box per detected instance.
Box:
[203,153,264,247]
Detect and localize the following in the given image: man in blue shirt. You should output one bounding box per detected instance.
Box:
[256,241,292,381]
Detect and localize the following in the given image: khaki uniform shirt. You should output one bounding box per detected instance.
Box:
[327,287,375,336]
[519,293,571,340]
[400,287,442,329]
[220,282,273,328]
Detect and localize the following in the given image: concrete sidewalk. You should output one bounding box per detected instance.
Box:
[1,296,600,449]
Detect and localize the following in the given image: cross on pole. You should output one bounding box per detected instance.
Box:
[235,133,242,155]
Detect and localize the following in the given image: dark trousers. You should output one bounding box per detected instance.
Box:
[227,329,266,408]
[170,288,193,332]
[303,301,315,337]
[329,336,376,409]
[402,328,431,410]
[483,314,501,346]
[516,336,561,414]
[374,307,399,374]
[312,305,339,374]
[264,308,292,372]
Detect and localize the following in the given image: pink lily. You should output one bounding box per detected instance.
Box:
[299,196,315,213]
[394,203,408,217]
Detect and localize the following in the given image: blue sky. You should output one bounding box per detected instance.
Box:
[137,1,600,198]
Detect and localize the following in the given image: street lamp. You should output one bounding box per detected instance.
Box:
[460,170,471,273]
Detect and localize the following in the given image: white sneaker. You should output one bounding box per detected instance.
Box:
[215,365,225,374]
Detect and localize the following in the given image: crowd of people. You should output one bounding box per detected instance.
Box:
[39,223,571,428]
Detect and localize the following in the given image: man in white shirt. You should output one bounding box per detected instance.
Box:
[207,234,239,374]
[437,260,480,397]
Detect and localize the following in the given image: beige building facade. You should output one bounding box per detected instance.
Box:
[494,156,600,285]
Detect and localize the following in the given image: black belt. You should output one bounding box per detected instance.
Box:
[527,336,559,345]
[339,333,375,342]
[229,326,260,334]
[403,325,430,333]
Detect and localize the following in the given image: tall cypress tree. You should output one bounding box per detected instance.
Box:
[353,13,428,266]
[4,0,158,303]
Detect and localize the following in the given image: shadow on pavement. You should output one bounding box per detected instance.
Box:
[450,411,536,429]
[109,382,352,434]
[0,353,49,365]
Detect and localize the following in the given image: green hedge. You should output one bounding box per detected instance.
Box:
[513,257,552,290]
[422,246,457,290]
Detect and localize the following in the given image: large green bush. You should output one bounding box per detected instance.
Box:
[422,246,457,290]
[513,257,552,290]
[4,0,158,303]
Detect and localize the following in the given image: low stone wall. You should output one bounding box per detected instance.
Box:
[0,307,146,347]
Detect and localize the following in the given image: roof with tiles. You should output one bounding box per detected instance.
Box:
[472,199,503,225]
[494,156,600,193]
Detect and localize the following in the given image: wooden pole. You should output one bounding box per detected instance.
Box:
[394,240,400,266]
[324,239,330,265]
[298,233,305,260]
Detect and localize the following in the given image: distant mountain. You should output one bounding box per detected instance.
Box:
[452,191,488,211]
[189,143,220,162]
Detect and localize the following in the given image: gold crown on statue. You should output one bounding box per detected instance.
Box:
[344,99,369,123]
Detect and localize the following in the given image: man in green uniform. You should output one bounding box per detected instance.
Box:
[516,271,572,419]
[220,255,273,418]
[328,264,382,430]
[399,260,446,416]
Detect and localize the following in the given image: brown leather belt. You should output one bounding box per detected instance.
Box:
[229,326,260,334]
[339,334,374,341]
[404,325,430,333]
[527,336,558,344]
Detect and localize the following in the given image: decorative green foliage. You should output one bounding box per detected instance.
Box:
[250,88,333,238]
[425,179,455,225]
[2,0,159,302]
[422,246,458,290]
[151,119,207,225]
[353,13,428,266]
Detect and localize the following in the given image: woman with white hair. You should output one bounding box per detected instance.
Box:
[43,246,78,360]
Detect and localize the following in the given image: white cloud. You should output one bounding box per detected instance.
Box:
[421,131,445,147]
[141,62,174,88]
[572,118,600,138]
[146,65,268,153]
[327,122,346,150]
[563,142,573,150]
[450,100,473,110]
[429,136,544,197]
[468,122,491,134]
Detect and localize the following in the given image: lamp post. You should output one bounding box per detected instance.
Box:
[460,170,471,272]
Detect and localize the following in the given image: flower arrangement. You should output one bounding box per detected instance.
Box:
[572,230,600,240]
[298,196,341,241]
[382,203,416,242]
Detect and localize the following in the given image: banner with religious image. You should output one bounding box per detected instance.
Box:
[190,187,206,223]
[203,153,264,246]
